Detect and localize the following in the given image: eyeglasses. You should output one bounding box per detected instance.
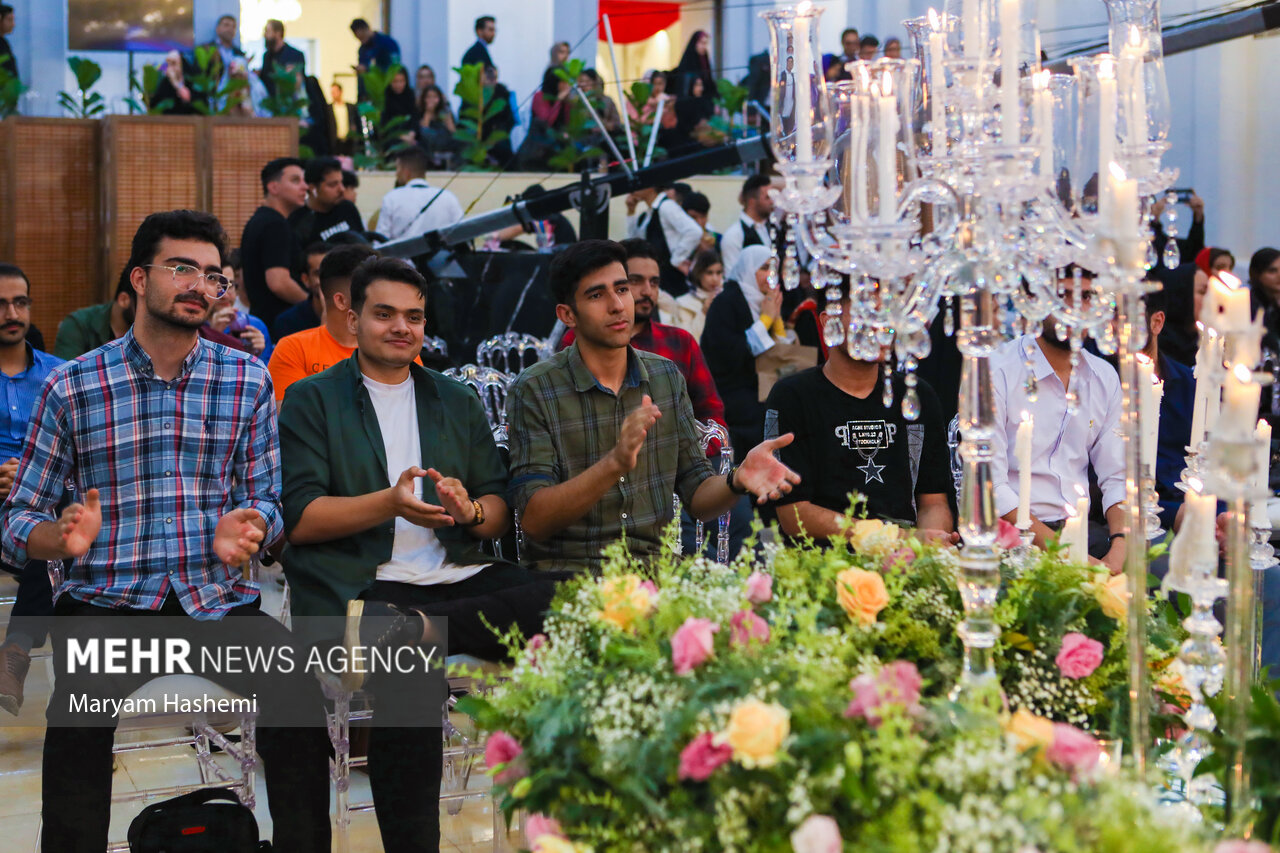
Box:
[0,297,31,312]
[144,264,232,298]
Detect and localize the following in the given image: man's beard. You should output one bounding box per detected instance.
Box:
[150,293,209,330]
[1041,318,1071,351]
[633,298,654,322]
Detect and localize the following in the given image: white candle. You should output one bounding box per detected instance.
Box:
[1000,0,1021,144]
[876,72,899,223]
[1212,272,1251,332]
[1097,58,1117,221]
[1075,490,1090,529]
[794,13,814,163]
[1033,71,1053,180]
[1255,419,1273,526]
[1107,162,1139,243]
[928,14,946,153]
[1137,356,1163,477]
[1220,363,1261,441]
[1121,27,1148,146]
[963,0,981,58]
[1170,488,1216,586]
[1016,413,1034,529]
[1062,508,1089,564]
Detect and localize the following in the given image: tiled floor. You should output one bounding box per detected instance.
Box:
[0,574,522,852]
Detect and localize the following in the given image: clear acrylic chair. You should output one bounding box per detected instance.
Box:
[443,364,515,442]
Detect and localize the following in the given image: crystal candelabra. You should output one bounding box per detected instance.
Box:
[762,0,1180,773]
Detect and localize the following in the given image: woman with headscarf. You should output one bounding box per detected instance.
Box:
[701,245,787,458]
[1250,248,1280,422]
[1153,262,1208,368]
[671,30,716,104]
[381,66,419,136]
[1195,246,1236,277]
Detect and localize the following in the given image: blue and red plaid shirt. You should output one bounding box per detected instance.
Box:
[1,330,283,619]
[560,320,726,426]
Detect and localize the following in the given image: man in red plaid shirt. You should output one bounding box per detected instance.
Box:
[561,238,725,427]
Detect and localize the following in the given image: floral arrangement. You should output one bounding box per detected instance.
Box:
[460,528,1197,852]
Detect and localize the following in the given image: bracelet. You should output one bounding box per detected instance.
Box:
[1108,532,1126,542]
[726,465,749,496]
[465,499,485,527]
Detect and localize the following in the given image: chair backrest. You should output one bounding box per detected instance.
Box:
[947,413,962,504]
[475,332,552,374]
[423,335,449,358]
[443,364,515,439]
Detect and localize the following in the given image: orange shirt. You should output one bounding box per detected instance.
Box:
[268,326,421,401]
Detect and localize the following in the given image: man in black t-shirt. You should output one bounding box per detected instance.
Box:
[241,157,309,328]
[764,286,955,544]
[290,157,365,247]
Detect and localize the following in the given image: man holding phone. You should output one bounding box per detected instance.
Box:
[1151,187,1205,262]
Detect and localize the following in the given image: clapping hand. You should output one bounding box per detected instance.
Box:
[388,466,455,529]
[58,488,101,558]
[427,468,475,525]
[610,395,662,473]
[213,507,265,567]
[736,434,801,505]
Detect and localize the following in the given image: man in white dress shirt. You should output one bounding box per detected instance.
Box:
[989,268,1127,573]
[625,185,703,297]
[719,173,776,275]
[375,147,464,243]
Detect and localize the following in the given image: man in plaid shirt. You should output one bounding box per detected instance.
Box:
[507,240,800,574]
[559,238,726,427]
[1,210,330,852]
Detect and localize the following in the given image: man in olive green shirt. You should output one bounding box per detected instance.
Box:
[507,239,800,573]
[52,274,135,359]
[278,257,566,853]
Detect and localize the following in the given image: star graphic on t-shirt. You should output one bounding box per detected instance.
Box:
[858,457,885,484]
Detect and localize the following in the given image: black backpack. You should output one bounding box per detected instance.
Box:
[127,787,266,852]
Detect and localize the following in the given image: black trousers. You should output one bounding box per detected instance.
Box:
[355,563,571,853]
[43,595,331,853]
[1,559,54,647]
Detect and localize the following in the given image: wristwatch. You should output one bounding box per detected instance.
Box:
[726,465,749,496]
[465,499,485,527]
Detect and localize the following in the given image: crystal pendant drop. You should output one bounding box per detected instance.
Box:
[1145,240,1159,270]
[943,300,955,336]
[823,315,844,347]
[881,364,894,409]
[901,386,920,421]
[1096,321,1118,356]
[1164,237,1181,270]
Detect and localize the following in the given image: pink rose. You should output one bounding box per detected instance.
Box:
[678,731,733,781]
[844,661,923,726]
[745,570,773,604]
[790,814,842,853]
[527,633,547,667]
[484,730,526,784]
[880,546,916,573]
[1055,632,1105,680]
[671,617,719,675]
[1046,723,1101,776]
[1213,842,1272,853]
[996,519,1024,550]
[524,813,564,846]
[729,608,771,649]
[639,579,659,596]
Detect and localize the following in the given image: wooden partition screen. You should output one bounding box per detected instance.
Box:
[0,118,101,342]
[208,118,299,253]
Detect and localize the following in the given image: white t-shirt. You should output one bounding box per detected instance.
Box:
[363,374,487,585]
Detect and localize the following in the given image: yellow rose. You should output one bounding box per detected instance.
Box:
[1095,573,1131,621]
[533,837,591,853]
[835,568,889,626]
[1005,708,1055,752]
[846,519,902,557]
[596,575,655,632]
[720,698,790,768]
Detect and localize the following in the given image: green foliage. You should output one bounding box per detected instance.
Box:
[185,44,249,116]
[57,56,105,118]
[716,77,749,117]
[466,524,1203,852]
[352,63,413,170]
[451,62,508,169]
[0,55,27,118]
[1201,672,1280,844]
[259,65,307,119]
[124,65,173,115]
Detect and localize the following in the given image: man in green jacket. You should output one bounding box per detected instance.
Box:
[52,271,135,359]
[278,256,565,853]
